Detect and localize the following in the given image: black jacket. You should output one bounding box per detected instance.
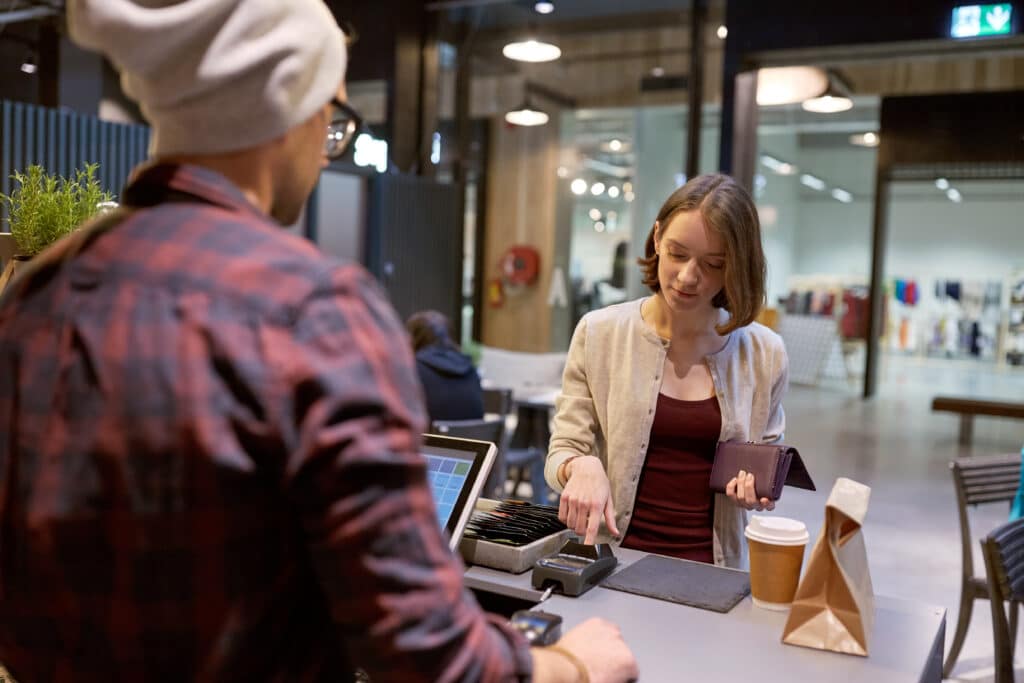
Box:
[414,345,484,423]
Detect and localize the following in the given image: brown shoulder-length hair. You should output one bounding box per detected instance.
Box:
[637,173,766,335]
[406,310,458,353]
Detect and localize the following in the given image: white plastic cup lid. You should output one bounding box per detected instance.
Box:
[745,515,809,546]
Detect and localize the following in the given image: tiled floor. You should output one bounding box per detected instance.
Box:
[780,354,1024,682]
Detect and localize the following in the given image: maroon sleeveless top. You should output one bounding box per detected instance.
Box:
[620,393,722,563]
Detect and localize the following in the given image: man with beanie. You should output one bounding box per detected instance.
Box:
[0,1,637,682]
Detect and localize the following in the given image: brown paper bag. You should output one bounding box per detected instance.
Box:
[782,477,874,656]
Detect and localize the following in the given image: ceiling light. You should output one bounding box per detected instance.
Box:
[802,94,853,113]
[624,191,635,202]
[589,208,602,220]
[831,188,853,203]
[505,103,549,126]
[800,174,826,191]
[20,56,37,75]
[756,66,828,106]
[609,139,622,152]
[849,132,879,147]
[947,188,962,203]
[590,182,606,196]
[594,221,606,233]
[716,25,728,39]
[761,154,798,176]
[607,211,618,220]
[607,185,621,199]
[534,1,555,13]
[623,181,633,193]
[802,69,855,114]
[503,39,561,63]
[935,177,950,190]
[556,166,569,178]
[651,66,665,78]
[571,178,588,195]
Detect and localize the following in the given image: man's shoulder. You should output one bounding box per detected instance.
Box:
[118,204,376,319]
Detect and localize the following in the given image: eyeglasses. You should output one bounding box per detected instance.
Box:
[325,98,364,160]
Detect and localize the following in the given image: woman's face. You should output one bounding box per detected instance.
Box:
[654,210,726,313]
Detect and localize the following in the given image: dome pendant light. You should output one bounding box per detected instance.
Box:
[801,70,854,113]
[505,99,549,126]
[502,38,561,63]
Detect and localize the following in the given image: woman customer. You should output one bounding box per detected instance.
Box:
[545,173,789,568]
[407,310,484,423]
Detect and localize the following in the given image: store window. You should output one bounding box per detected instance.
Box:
[883,175,1024,374]
[754,97,880,389]
[553,104,723,347]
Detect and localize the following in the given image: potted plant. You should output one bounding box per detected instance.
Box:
[0,163,113,294]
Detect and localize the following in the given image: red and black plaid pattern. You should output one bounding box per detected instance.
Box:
[0,164,531,682]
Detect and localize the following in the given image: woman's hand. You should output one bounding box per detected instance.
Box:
[725,469,775,512]
[558,456,620,545]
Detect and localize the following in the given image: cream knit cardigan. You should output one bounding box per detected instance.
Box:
[544,298,789,568]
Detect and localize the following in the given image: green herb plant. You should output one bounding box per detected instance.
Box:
[1,163,113,257]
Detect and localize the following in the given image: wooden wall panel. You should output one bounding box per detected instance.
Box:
[480,116,561,352]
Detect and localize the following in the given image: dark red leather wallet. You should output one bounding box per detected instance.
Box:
[709,442,816,501]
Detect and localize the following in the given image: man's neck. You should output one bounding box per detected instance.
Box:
[156,151,273,216]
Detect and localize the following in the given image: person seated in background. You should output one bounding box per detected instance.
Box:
[407,309,485,422]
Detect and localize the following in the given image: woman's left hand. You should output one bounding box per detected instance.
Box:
[725,470,775,511]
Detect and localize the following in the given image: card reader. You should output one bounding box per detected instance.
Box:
[531,540,617,597]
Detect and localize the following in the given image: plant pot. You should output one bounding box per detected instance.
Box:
[0,254,30,296]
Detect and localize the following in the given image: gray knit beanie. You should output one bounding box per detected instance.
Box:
[66,0,347,157]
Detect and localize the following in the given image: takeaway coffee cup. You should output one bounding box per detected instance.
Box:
[745,515,809,611]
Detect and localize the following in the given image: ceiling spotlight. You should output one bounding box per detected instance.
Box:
[623,181,633,193]
[947,188,962,203]
[607,185,621,199]
[761,154,798,176]
[571,179,588,195]
[589,208,602,220]
[756,66,828,106]
[590,182,606,196]
[534,1,555,14]
[651,66,665,78]
[716,25,728,39]
[849,132,879,147]
[505,101,549,126]
[935,177,950,190]
[831,188,853,203]
[594,221,606,233]
[624,191,635,202]
[503,39,561,63]
[800,174,826,191]
[20,55,37,75]
[556,166,569,178]
[609,139,623,152]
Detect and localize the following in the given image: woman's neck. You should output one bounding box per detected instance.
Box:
[643,293,722,342]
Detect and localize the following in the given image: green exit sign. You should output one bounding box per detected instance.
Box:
[951,4,1014,38]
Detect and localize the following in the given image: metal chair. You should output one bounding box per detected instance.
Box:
[981,517,1024,683]
[430,416,506,499]
[482,386,550,504]
[945,453,1022,677]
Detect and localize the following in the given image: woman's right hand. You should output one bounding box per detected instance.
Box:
[558,456,620,545]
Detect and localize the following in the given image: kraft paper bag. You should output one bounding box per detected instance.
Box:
[782,477,874,656]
